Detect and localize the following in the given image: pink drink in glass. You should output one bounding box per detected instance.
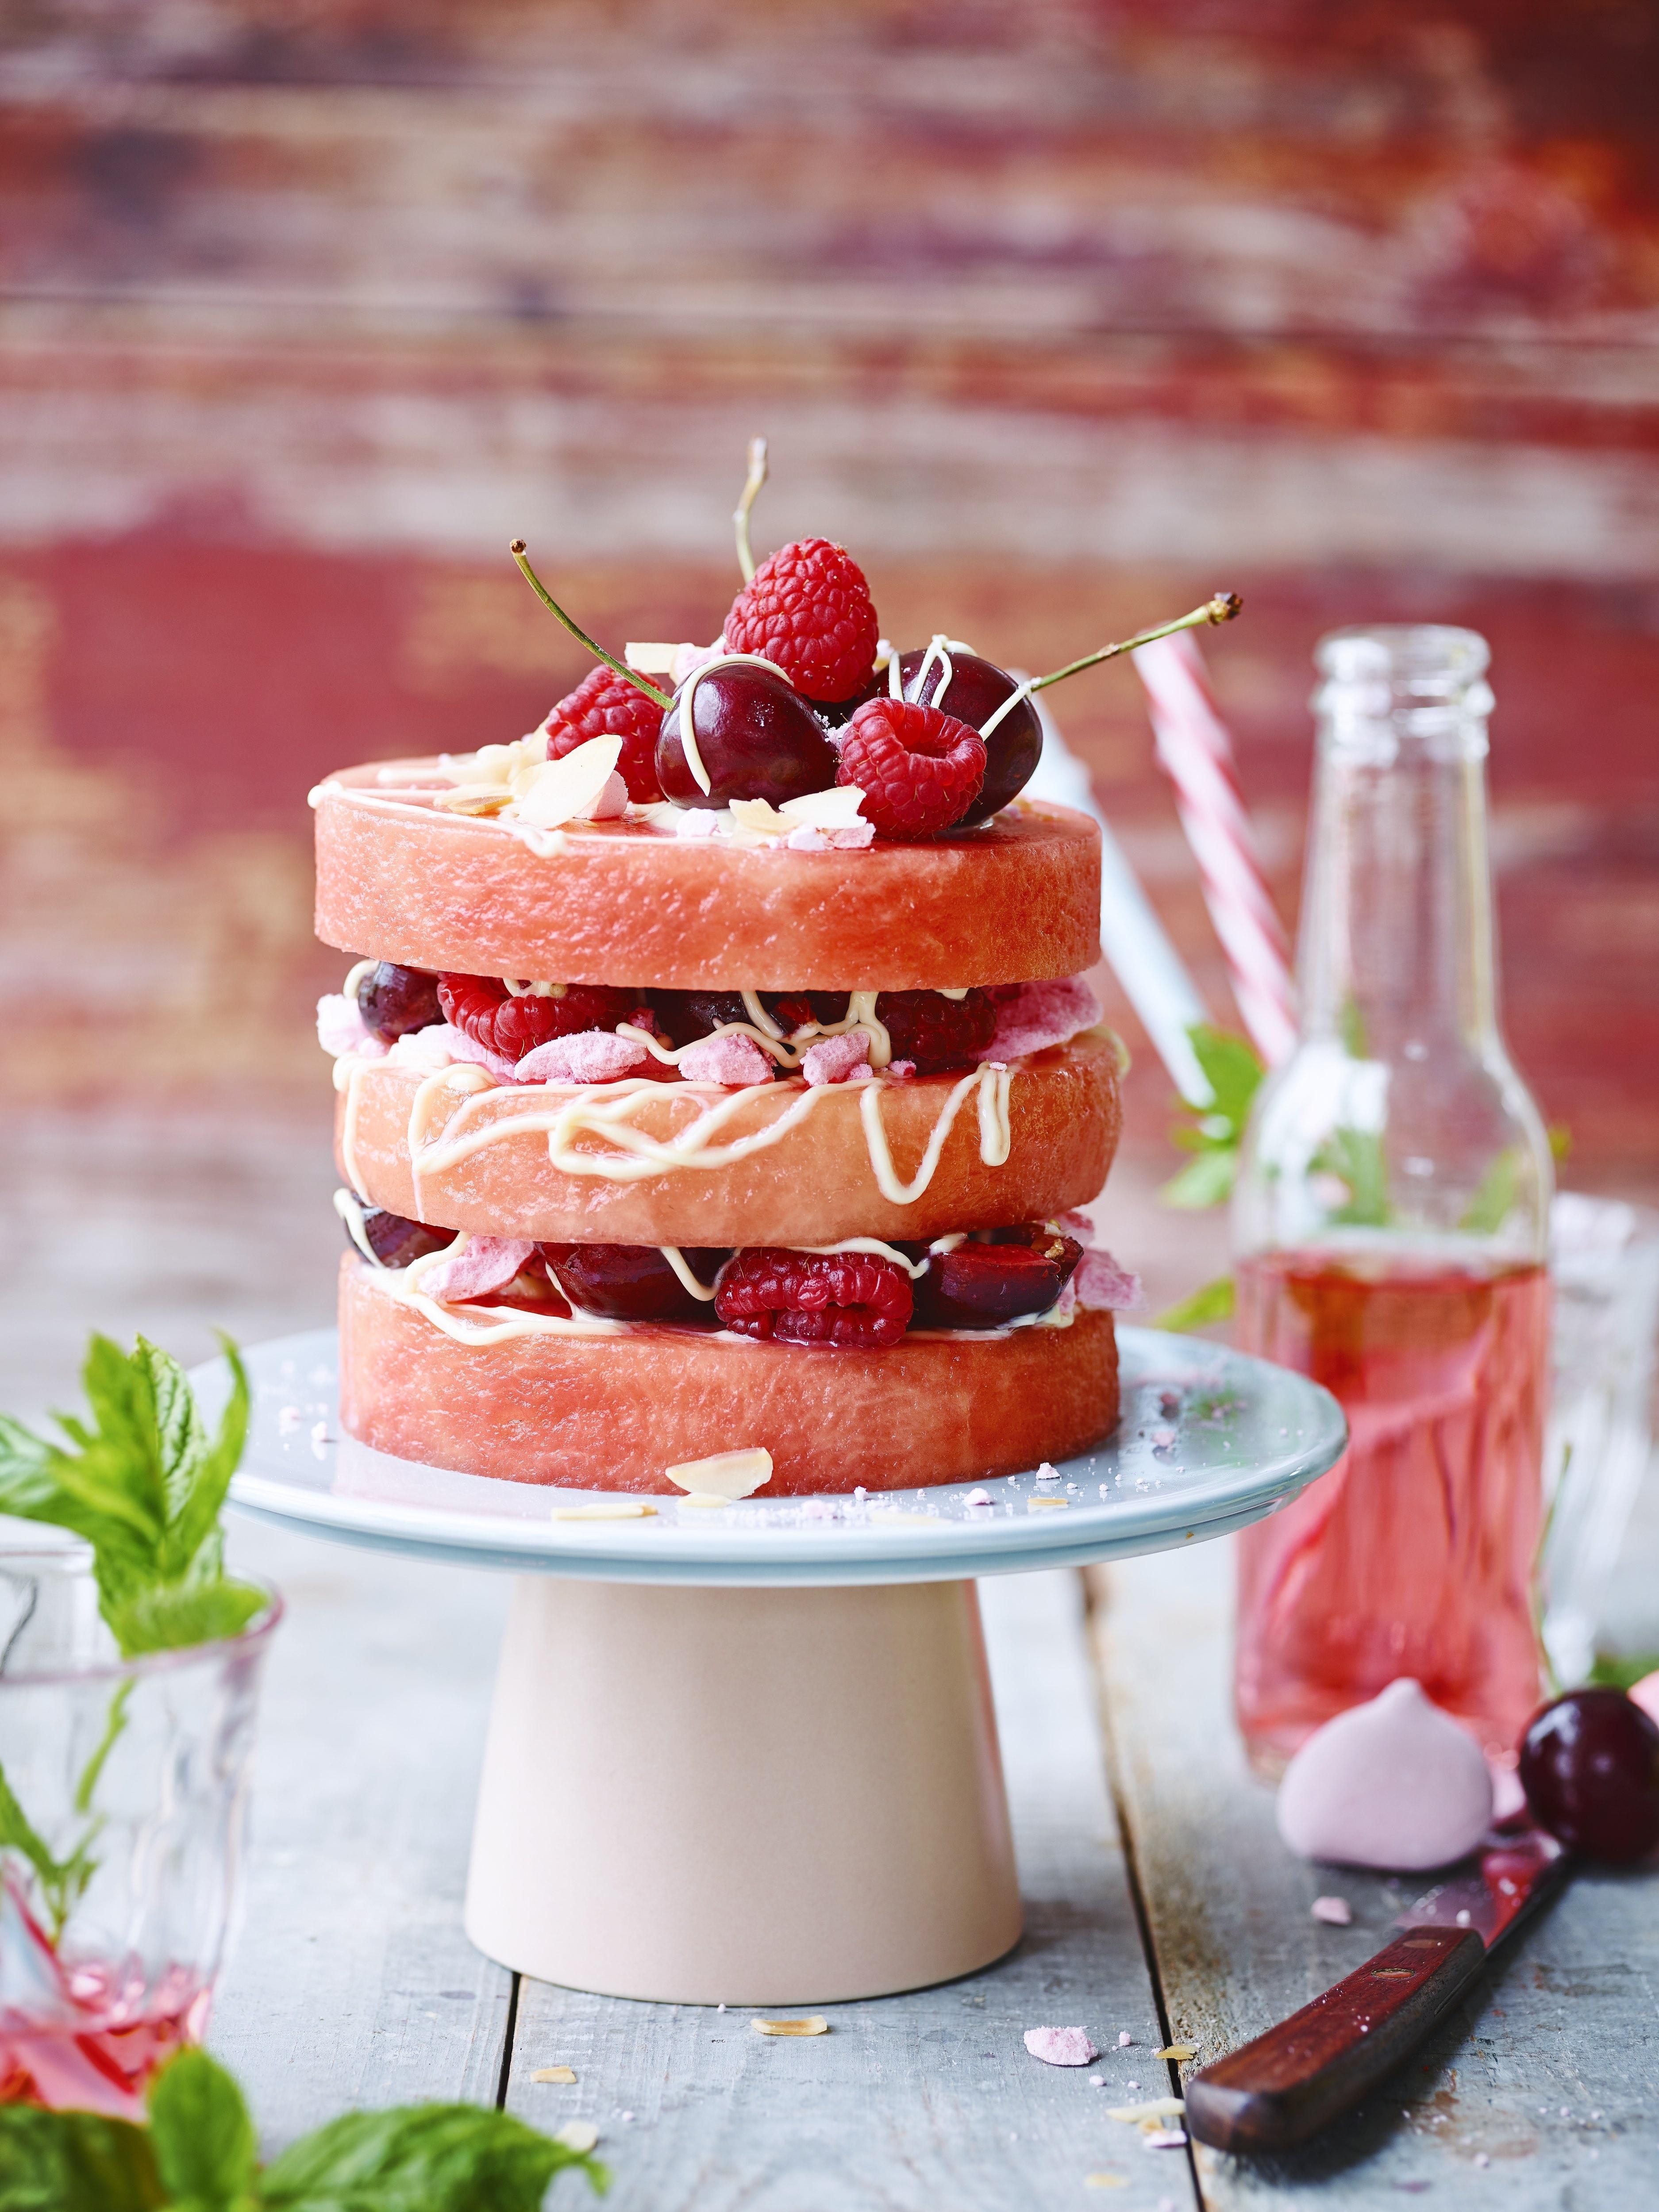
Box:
[1234,1253,1548,1770]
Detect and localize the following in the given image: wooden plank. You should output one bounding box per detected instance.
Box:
[209,1515,513,2150]
[504,1569,1196,2209]
[1090,1538,1659,2205]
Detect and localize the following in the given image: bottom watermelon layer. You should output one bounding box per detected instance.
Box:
[338,1256,1119,1495]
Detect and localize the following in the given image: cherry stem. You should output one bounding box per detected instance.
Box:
[733,436,769,584]
[1027,592,1242,695]
[509,541,673,709]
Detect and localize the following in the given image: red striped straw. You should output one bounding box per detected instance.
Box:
[1133,630,1298,1068]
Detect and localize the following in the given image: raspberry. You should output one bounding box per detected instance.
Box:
[876,989,998,1076]
[835,699,985,838]
[543,665,664,803]
[438,975,643,1064]
[724,538,880,704]
[715,1248,913,1349]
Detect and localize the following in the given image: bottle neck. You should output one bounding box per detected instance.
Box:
[1297,722,1499,1057]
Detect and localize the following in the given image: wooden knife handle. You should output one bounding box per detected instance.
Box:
[1184,1924,1487,2154]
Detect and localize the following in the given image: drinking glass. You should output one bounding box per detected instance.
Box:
[0,1541,281,2117]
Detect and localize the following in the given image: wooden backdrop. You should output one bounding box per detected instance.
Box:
[2,0,1656,1387]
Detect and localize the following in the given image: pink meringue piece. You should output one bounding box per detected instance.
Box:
[1311,1895,1352,1925]
[679,1033,772,1087]
[785,822,876,852]
[1277,1678,1494,1871]
[513,1030,650,1086]
[1631,1671,1659,1730]
[1075,1248,1141,1312]
[439,1023,519,1084]
[419,1236,535,1304]
[587,768,630,820]
[886,1059,917,1080]
[389,1023,464,1071]
[1023,2026,1098,2067]
[989,976,1102,1063]
[1057,1208,1096,1246]
[316,993,388,1060]
[671,636,726,686]
[1487,1758,1528,1823]
[802,1030,872,1087]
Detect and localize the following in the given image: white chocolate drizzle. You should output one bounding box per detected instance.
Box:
[658,1245,721,1301]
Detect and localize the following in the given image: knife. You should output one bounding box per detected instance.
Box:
[1184,1822,1570,2154]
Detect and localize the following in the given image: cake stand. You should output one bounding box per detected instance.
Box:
[211,1326,1344,2008]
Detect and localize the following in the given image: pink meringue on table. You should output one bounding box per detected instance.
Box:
[1630,1671,1659,1730]
[1276,1678,1494,1872]
[1023,2026,1098,2067]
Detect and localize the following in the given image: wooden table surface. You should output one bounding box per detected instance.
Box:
[211,1515,1658,2211]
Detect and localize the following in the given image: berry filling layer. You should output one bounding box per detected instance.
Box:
[323,964,1100,1089]
[339,1197,1137,1343]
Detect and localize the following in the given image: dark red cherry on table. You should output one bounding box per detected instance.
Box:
[1518,1687,1659,1863]
[356,962,443,1044]
[539,1242,728,1324]
[912,1230,1082,1330]
[656,665,840,810]
[850,651,1042,824]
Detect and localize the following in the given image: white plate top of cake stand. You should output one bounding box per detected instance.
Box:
[214,1328,1344,1588]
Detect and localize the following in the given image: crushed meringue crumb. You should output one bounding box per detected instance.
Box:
[1118,2032,1133,2047]
[1034,1461,1063,1482]
[1143,2129,1188,2150]
[1312,1896,1352,1926]
[1023,2026,1099,2067]
[554,2120,600,2153]
[531,2066,577,2084]
[1088,2074,1105,2087]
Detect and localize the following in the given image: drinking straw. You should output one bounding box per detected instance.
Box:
[1023,693,1215,1107]
[1132,631,1298,1067]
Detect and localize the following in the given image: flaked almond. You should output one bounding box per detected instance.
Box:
[1083,2179,1128,2193]
[1106,2097,1185,2124]
[677,1492,731,1510]
[664,1446,773,1500]
[531,2066,577,2084]
[513,736,625,829]
[554,2120,600,2153]
[751,2015,828,2037]
[1155,2043,1197,2061]
[1028,1495,1071,1511]
[552,1500,658,1521]
[778,785,867,830]
[728,798,792,841]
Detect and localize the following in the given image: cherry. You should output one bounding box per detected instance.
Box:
[875,989,998,1075]
[849,652,1041,824]
[650,991,817,1052]
[912,1229,1082,1330]
[539,1242,728,1323]
[356,962,443,1044]
[656,665,840,810]
[1519,1687,1659,1863]
[347,1205,451,1271]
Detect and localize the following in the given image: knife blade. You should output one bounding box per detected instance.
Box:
[1184,1822,1570,2155]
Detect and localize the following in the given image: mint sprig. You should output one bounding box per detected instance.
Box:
[0,1334,265,1658]
[0,2047,609,2210]
[1160,1024,1265,1210]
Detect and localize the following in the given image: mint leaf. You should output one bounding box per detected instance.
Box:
[1162,1025,1265,1213]
[0,1333,259,1662]
[1151,1275,1236,1332]
[0,1755,101,1941]
[1459,1147,1518,1235]
[263,2103,609,2210]
[147,2047,258,2209]
[108,1578,268,1660]
[0,2103,163,2211]
[1310,1126,1390,1226]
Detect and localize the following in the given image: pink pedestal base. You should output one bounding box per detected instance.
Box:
[464,1577,1022,2005]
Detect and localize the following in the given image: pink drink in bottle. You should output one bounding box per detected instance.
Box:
[1232,627,1552,1771]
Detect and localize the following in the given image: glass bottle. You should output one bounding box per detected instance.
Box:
[1231,626,1553,1771]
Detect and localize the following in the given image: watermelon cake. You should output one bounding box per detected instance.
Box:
[312,501,1197,1498]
